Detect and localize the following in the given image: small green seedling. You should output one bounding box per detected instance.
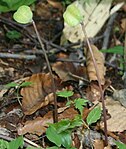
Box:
[63,3,83,26]
[56,90,88,115]
[13,5,33,24]
[4,81,32,105]
[6,30,22,40]
[0,136,42,149]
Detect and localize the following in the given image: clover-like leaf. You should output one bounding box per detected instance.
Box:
[63,3,83,26]
[13,5,33,24]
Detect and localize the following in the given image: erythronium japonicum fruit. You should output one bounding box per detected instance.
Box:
[13,5,33,24]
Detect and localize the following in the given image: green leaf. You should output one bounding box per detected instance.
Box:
[66,100,72,107]
[86,106,102,126]
[63,3,83,26]
[26,147,42,149]
[6,30,21,39]
[60,131,72,148]
[46,147,59,149]
[56,90,74,98]
[101,46,124,55]
[4,82,18,88]
[0,139,9,149]
[49,119,70,133]
[46,126,62,147]
[115,141,126,149]
[8,136,24,149]
[69,115,83,129]
[13,5,33,24]
[19,81,32,87]
[74,98,88,115]
[0,0,36,12]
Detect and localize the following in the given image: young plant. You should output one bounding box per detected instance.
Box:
[4,81,32,106]
[56,90,88,115]
[0,136,42,149]
[13,5,58,122]
[63,2,108,145]
[46,115,83,149]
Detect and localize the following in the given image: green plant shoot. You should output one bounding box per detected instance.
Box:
[63,3,83,26]
[13,5,33,24]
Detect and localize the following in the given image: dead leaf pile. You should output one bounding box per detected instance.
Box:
[21,73,61,115]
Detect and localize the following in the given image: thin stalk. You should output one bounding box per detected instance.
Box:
[32,20,58,122]
[81,23,108,146]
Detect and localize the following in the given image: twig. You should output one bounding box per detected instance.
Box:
[32,20,58,123]
[0,53,36,60]
[102,13,118,50]
[81,23,108,146]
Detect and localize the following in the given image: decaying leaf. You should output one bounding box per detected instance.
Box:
[52,61,87,82]
[47,0,63,11]
[52,62,76,81]
[100,97,126,132]
[85,45,106,85]
[21,73,60,115]
[62,0,124,43]
[120,18,126,32]
[113,89,126,108]
[93,139,104,149]
[18,107,78,136]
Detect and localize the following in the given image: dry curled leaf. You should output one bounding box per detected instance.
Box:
[52,61,87,82]
[85,45,106,85]
[21,73,60,115]
[18,107,78,136]
[100,97,126,132]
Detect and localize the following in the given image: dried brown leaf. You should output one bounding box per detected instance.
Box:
[21,73,60,115]
[100,97,126,132]
[93,139,104,149]
[47,0,63,11]
[85,45,106,85]
[52,61,77,81]
[18,107,78,136]
[121,18,126,32]
[52,61,87,82]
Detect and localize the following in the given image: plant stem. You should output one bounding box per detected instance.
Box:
[32,20,58,123]
[81,23,108,146]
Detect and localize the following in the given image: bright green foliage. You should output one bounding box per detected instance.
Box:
[13,5,33,24]
[115,141,126,149]
[56,90,74,98]
[46,116,83,148]
[0,136,23,149]
[63,3,83,26]
[101,46,124,55]
[0,0,35,12]
[0,139,9,148]
[26,147,42,149]
[6,30,21,40]
[74,98,88,115]
[4,81,32,89]
[46,147,59,149]
[8,136,24,149]
[86,106,102,126]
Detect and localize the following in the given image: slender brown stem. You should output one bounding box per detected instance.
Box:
[32,20,58,122]
[81,23,108,146]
